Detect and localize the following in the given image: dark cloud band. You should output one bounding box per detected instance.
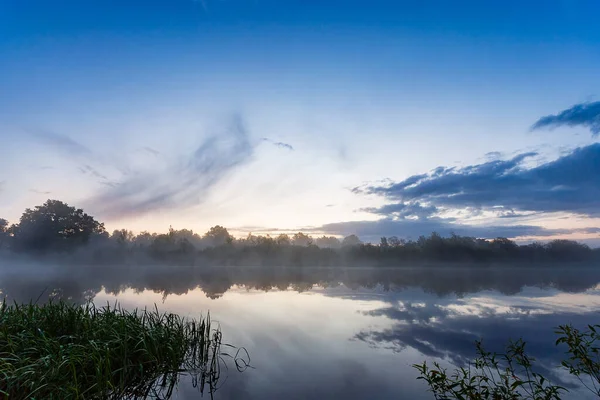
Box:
[531,101,600,136]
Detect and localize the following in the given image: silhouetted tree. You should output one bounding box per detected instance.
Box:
[10,200,105,253]
[315,236,341,248]
[2,199,598,265]
[133,231,156,247]
[292,232,312,246]
[387,236,404,247]
[204,225,233,247]
[342,234,362,247]
[276,234,291,246]
[111,229,134,246]
[0,218,8,250]
[169,228,202,248]
[545,239,592,262]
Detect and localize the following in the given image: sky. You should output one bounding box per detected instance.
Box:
[1,0,599,244]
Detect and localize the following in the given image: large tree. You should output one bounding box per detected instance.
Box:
[11,200,105,253]
[203,225,233,246]
[292,232,312,246]
[341,234,362,247]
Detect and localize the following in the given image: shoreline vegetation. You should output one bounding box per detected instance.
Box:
[0,300,249,399]
[0,200,599,267]
[415,324,600,400]
[2,200,600,400]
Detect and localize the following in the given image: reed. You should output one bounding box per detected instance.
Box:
[0,300,236,399]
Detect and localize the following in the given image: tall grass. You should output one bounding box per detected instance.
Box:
[0,300,245,399]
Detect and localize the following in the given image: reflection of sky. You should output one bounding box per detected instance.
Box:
[2,264,600,399]
[93,287,430,400]
[88,281,600,399]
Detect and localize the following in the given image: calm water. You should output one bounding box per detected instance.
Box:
[1,263,600,399]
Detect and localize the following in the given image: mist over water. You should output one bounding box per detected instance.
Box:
[1,259,600,399]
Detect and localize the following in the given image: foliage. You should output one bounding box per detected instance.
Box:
[3,200,600,265]
[203,225,233,246]
[341,234,362,247]
[415,324,600,400]
[414,340,565,400]
[556,324,600,396]
[9,200,105,253]
[0,300,248,399]
[0,219,8,250]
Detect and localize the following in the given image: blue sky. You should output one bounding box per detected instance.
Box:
[1,0,599,243]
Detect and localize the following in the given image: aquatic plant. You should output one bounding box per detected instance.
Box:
[414,339,565,400]
[415,324,600,399]
[0,300,249,399]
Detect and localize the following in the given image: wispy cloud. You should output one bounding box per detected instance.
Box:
[140,146,161,157]
[531,101,600,136]
[29,189,52,195]
[78,165,108,181]
[84,114,254,219]
[29,129,93,157]
[28,129,129,179]
[261,138,294,151]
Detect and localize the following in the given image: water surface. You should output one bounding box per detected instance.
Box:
[1,263,599,399]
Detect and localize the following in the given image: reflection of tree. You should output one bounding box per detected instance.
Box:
[1,265,600,306]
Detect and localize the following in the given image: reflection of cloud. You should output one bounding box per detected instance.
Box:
[84,114,254,219]
[363,302,450,324]
[355,290,600,391]
[532,101,600,136]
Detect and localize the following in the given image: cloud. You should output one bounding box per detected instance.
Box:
[361,202,438,219]
[84,114,254,219]
[28,129,131,178]
[29,189,52,195]
[361,143,600,218]
[29,129,93,157]
[261,138,294,151]
[484,151,502,160]
[78,165,108,181]
[318,217,573,242]
[140,146,160,156]
[531,101,600,136]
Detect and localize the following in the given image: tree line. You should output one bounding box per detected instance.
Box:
[1,200,599,266]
